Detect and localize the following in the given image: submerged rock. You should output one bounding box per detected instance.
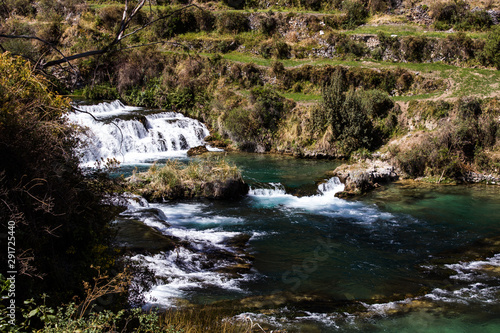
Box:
[114,217,177,254]
[331,159,400,197]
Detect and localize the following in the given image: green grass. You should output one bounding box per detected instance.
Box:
[283,92,322,101]
[451,68,500,98]
[345,24,489,39]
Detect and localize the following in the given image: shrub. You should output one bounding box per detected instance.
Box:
[259,41,273,59]
[300,0,323,11]
[395,98,499,179]
[358,89,394,118]
[455,9,493,31]
[150,8,212,39]
[401,36,429,62]
[440,32,479,61]
[2,0,36,17]
[37,13,64,47]
[83,83,119,100]
[431,1,492,31]
[482,25,500,69]
[396,144,430,177]
[224,86,292,146]
[222,0,245,9]
[367,0,388,13]
[241,62,263,87]
[342,0,369,29]
[258,13,277,35]
[225,107,256,141]
[97,5,123,32]
[273,40,291,59]
[216,11,250,34]
[35,0,81,19]
[249,86,288,130]
[431,1,465,26]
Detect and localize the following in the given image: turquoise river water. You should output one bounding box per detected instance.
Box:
[119,153,500,333]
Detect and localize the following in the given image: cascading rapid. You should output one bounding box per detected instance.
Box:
[68,100,217,166]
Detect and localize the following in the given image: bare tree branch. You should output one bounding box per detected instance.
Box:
[119,4,200,41]
[0,1,203,70]
[0,34,78,71]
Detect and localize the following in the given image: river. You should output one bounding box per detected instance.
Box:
[71,101,500,332]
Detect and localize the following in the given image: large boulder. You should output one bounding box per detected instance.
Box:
[331,160,399,197]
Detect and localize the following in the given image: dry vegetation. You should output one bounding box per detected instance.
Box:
[128,158,248,200]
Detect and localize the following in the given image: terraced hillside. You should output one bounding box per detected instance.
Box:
[1,0,499,179]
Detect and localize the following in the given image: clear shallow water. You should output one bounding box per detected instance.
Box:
[118,155,500,332]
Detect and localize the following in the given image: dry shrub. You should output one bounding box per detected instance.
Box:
[176,57,205,89]
[116,49,166,92]
[97,5,123,31]
[285,31,299,43]
[215,11,249,34]
[368,0,388,13]
[241,63,263,87]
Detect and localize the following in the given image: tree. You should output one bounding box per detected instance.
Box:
[0,52,116,304]
[321,67,374,155]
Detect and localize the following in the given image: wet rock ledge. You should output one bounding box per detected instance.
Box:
[330,159,400,198]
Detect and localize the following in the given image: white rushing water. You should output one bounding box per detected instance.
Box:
[248,177,345,210]
[121,178,398,309]
[69,100,218,166]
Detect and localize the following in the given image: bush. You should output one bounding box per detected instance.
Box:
[330,33,368,58]
[2,0,36,17]
[224,86,293,147]
[241,62,263,87]
[455,10,493,31]
[225,107,256,141]
[482,25,500,69]
[358,89,394,118]
[300,0,323,11]
[97,5,123,32]
[258,13,277,35]
[83,83,119,100]
[222,0,245,9]
[216,11,250,34]
[367,0,388,13]
[401,36,429,62]
[395,98,499,179]
[342,0,369,29]
[431,1,492,31]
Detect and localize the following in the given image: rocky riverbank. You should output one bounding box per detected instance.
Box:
[329,158,401,197]
[330,156,500,198]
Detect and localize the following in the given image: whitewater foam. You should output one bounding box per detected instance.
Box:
[68,100,216,165]
[132,247,251,308]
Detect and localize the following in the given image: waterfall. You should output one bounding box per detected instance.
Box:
[69,100,217,165]
[317,177,344,195]
[248,183,287,196]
